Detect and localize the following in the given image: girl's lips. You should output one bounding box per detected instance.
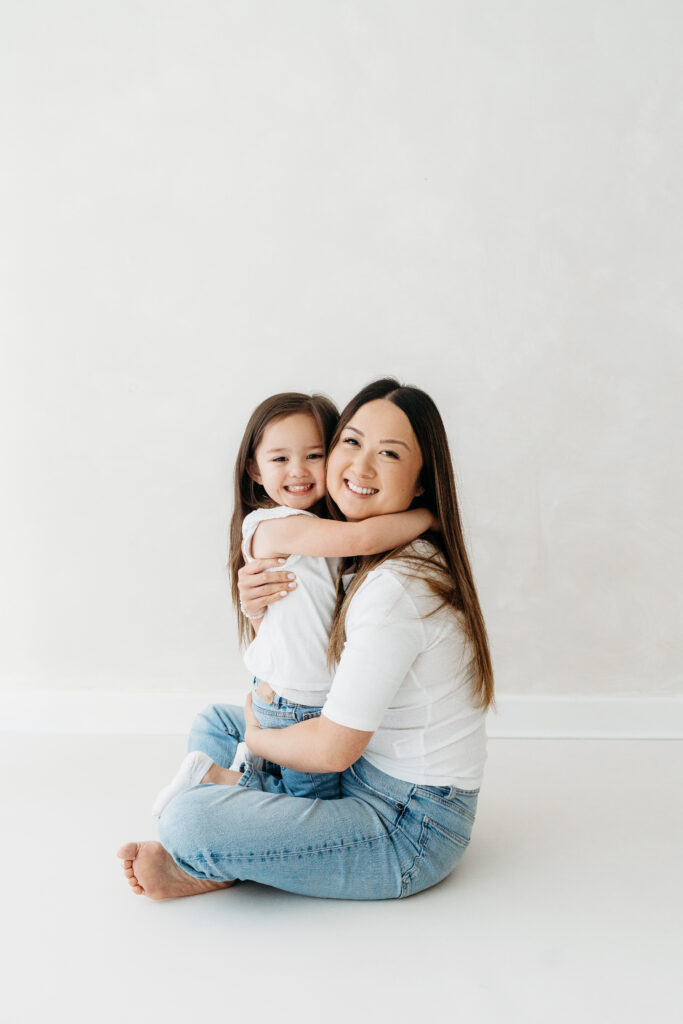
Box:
[284,483,315,492]
[344,478,379,497]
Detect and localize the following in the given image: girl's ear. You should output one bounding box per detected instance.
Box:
[246,458,262,484]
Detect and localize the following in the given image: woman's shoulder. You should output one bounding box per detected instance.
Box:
[369,539,446,587]
[349,541,447,609]
[353,540,467,628]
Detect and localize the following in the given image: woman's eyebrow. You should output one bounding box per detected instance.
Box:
[344,424,410,450]
[380,438,410,449]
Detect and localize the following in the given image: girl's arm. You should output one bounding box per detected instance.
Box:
[250,507,437,559]
[244,692,372,772]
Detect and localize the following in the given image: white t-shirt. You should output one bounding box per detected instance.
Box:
[242,506,339,705]
[322,545,488,789]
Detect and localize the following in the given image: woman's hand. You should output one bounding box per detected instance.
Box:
[238,558,297,619]
[243,691,260,732]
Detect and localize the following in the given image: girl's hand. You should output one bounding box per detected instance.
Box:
[238,558,297,619]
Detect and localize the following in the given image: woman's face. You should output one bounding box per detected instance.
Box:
[326,399,424,521]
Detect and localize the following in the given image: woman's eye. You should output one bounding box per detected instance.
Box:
[381,450,399,459]
[342,437,359,446]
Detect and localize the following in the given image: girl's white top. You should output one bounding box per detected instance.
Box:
[242,506,339,705]
[322,542,488,789]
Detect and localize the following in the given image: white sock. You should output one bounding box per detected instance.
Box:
[229,741,265,773]
[151,750,214,817]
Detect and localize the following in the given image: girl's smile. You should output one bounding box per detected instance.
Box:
[247,413,327,509]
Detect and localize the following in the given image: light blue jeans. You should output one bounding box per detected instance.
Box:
[161,702,480,900]
[249,679,342,800]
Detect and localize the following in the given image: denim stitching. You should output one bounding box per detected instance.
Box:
[255,709,298,722]
[423,816,470,849]
[208,827,399,864]
[347,762,415,809]
[400,817,430,897]
[412,788,478,820]
[416,794,476,822]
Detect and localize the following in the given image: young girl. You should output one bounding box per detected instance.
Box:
[152,391,436,812]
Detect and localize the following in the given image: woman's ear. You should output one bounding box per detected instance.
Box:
[246,458,262,484]
[414,475,425,498]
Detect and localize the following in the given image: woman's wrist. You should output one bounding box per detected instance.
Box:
[240,600,265,621]
[244,723,263,755]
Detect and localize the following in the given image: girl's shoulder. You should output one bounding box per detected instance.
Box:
[242,505,317,538]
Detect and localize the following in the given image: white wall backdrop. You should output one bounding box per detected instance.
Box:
[2,1,681,701]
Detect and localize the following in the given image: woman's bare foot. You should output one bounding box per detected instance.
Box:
[117,842,235,900]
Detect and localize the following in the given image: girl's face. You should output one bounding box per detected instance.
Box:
[248,413,327,509]
[326,399,424,521]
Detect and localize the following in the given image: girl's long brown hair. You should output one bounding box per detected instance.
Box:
[327,378,495,711]
[229,392,339,648]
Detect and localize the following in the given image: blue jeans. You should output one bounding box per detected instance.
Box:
[250,679,342,800]
[187,687,342,799]
[161,702,480,900]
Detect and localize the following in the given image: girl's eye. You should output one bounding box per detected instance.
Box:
[307,453,324,460]
[271,457,287,463]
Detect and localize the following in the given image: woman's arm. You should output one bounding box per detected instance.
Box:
[251,507,437,559]
[244,693,372,772]
[243,573,428,773]
[237,558,298,619]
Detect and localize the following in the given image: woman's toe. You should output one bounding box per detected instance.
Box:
[117,842,139,861]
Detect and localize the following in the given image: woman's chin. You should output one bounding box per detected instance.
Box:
[334,496,381,521]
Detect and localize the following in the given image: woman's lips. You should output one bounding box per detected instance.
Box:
[344,478,379,497]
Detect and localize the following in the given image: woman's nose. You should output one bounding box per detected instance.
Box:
[351,451,376,478]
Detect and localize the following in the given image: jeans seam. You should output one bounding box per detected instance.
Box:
[207,827,399,865]
[348,762,414,809]
[423,816,470,849]
[400,817,429,897]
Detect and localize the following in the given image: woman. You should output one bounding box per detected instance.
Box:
[118,378,494,900]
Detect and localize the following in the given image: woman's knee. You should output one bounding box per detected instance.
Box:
[157,788,206,859]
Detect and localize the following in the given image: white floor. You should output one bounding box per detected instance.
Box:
[4,735,682,1024]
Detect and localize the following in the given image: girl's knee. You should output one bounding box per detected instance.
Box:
[191,703,222,734]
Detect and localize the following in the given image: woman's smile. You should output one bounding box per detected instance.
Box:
[327,399,424,520]
[344,479,380,496]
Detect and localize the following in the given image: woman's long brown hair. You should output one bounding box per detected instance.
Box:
[229,392,339,648]
[327,378,495,711]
